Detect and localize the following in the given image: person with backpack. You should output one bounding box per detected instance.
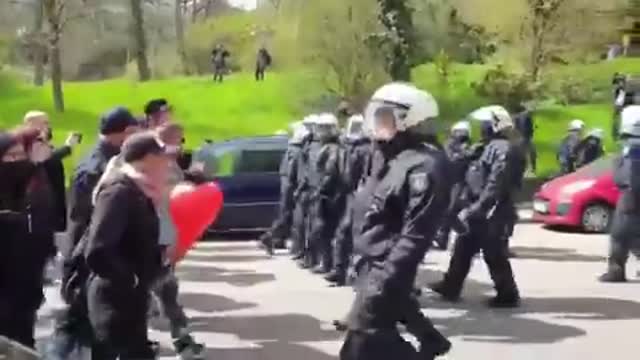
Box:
[557,119,585,175]
[255,47,272,81]
[599,106,640,283]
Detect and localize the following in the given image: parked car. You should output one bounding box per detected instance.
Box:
[532,155,620,233]
[192,135,288,232]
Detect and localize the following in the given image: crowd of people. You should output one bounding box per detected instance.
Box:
[1,100,208,359]
[210,44,272,82]
[1,76,639,360]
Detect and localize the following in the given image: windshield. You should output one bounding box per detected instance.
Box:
[575,155,615,177]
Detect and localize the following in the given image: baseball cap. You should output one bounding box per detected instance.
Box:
[100,107,138,135]
[121,131,176,163]
[144,99,172,116]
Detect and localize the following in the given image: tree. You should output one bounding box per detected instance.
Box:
[130,0,151,81]
[42,0,71,112]
[32,0,46,86]
[525,0,566,82]
[375,0,415,81]
[175,0,188,74]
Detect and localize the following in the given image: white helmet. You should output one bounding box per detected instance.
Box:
[587,128,604,140]
[620,105,640,137]
[568,119,585,131]
[365,83,439,139]
[314,113,339,139]
[301,114,318,132]
[289,122,310,144]
[468,105,513,133]
[345,114,365,139]
[451,121,471,135]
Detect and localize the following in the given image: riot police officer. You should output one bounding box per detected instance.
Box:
[260,121,307,255]
[340,83,451,360]
[291,115,317,262]
[326,115,372,285]
[430,106,525,308]
[307,114,343,274]
[599,106,640,282]
[433,121,472,249]
[557,119,585,174]
[575,128,605,169]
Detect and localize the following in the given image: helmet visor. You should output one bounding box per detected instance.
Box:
[364,101,406,140]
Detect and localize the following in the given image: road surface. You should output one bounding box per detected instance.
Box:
[37,223,640,360]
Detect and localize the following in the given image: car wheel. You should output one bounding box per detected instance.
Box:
[581,203,612,233]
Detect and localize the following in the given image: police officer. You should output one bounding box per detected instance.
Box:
[599,106,640,283]
[48,107,139,359]
[291,115,317,263]
[326,115,371,285]
[341,83,451,360]
[557,119,585,174]
[430,106,524,308]
[434,121,472,249]
[260,121,307,255]
[307,113,343,274]
[575,128,605,169]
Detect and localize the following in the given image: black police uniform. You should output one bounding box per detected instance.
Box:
[433,134,524,305]
[308,135,343,273]
[291,137,312,261]
[557,132,581,174]
[600,142,640,282]
[341,133,452,360]
[260,142,302,252]
[327,137,372,283]
[434,135,471,249]
[575,135,604,168]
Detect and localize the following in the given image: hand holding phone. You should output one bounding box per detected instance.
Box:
[65,132,82,147]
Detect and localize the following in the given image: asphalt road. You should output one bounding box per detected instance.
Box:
[36,223,640,360]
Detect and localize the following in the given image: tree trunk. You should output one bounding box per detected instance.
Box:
[175,0,188,74]
[191,0,198,23]
[130,0,151,81]
[50,42,65,112]
[33,0,45,86]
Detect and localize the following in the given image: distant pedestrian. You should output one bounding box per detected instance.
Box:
[255,47,272,81]
[211,44,230,83]
[513,105,537,174]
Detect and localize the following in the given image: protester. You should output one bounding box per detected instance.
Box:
[144,99,173,129]
[211,44,230,83]
[514,104,537,174]
[48,107,139,360]
[85,131,171,359]
[255,47,272,81]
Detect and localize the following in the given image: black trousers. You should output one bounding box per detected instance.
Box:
[522,138,537,172]
[291,193,309,256]
[255,67,265,81]
[265,181,294,243]
[332,196,354,273]
[0,307,37,349]
[309,197,343,268]
[340,329,420,360]
[441,217,519,298]
[213,68,224,82]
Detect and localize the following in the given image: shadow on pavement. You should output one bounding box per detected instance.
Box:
[510,246,607,262]
[157,340,337,360]
[175,264,276,286]
[151,313,341,342]
[178,293,258,313]
[186,254,269,263]
[416,268,640,344]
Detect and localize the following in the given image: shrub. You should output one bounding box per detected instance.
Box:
[473,65,538,111]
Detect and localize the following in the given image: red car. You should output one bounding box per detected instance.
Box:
[532,155,620,233]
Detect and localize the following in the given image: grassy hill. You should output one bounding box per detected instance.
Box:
[1,59,639,176]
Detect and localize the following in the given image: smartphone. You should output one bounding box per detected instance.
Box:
[73,132,83,144]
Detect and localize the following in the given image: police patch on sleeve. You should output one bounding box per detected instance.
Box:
[409,172,428,193]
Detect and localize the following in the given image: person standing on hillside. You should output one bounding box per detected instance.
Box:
[211,44,230,83]
[513,104,536,174]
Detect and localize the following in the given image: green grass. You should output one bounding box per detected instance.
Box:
[1,59,638,178]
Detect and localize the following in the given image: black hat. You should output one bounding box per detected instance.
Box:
[100,107,138,135]
[144,99,172,116]
[121,131,171,163]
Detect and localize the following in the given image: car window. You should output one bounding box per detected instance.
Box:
[236,149,284,173]
[576,155,615,176]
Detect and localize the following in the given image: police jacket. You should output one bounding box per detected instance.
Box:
[306,139,324,190]
[557,132,581,166]
[614,140,640,214]
[315,138,342,200]
[66,140,120,256]
[342,137,372,193]
[293,138,311,199]
[464,135,525,219]
[575,136,604,168]
[352,134,451,293]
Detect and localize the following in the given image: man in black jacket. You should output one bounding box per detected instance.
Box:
[86,132,169,359]
[48,107,139,360]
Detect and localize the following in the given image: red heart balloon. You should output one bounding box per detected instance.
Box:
[169,182,223,263]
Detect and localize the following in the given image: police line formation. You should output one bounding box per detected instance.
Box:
[1,82,640,360]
